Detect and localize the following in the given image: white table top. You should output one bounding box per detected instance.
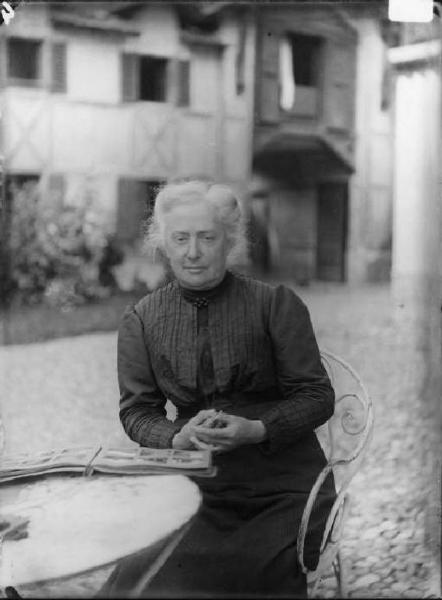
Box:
[0,474,201,587]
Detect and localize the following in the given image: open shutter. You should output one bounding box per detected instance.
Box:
[121,53,139,102]
[51,42,67,93]
[116,179,148,244]
[235,11,247,95]
[258,28,280,123]
[0,36,6,88]
[167,59,189,106]
[177,60,190,107]
[47,173,65,205]
[167,58,178,104]
[324,42,356,131]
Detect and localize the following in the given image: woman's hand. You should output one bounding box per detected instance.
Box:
[192,413,267,453]
[172,409,221,450]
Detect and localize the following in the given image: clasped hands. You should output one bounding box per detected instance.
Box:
[172,409,266,453]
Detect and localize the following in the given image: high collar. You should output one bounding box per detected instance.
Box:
[178,270,233,307]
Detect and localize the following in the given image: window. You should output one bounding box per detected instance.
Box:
[121,54,190,106]
[6,173,40,196]
[139,56,168,102]
[289,33,321,87]
[7,38,42,84]
[5,38,66,92]
[279,33,322,116]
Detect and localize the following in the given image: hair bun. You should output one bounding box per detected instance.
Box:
[207,185,240,223]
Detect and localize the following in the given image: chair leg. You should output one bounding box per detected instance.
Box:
[336,550,348,598]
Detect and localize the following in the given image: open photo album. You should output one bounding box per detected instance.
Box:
[0,445,216,483]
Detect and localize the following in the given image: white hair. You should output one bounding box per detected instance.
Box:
[143,180,249,268]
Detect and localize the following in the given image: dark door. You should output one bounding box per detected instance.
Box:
[316,182,348,281]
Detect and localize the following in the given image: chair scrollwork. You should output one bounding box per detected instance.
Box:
[297,349,374,596]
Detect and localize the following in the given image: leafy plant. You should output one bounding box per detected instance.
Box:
[7,182,123,309]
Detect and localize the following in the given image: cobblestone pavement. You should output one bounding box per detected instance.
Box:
[0,283,440,598]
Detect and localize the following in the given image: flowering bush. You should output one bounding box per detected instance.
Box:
[8,182,123,308]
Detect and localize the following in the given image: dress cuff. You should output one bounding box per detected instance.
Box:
[258,409,285,454]
[135,417,183,449]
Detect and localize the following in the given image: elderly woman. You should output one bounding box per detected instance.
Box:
[100,180,336,598]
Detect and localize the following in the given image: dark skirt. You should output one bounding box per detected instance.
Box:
[98,432,336,599]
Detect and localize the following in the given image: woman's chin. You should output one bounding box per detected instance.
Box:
[178,270,222,290]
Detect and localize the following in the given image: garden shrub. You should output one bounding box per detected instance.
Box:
[8,182,123,309]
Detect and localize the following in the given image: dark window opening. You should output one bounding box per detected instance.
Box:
[288,33,321,87]
[116,179,164,244]
[7,38,42,81]
[144,180,163,214]
[6,173,40,197]
[139,56,168,102]
[176,5,221,34]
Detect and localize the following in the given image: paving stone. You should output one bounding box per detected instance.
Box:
[391,581,413,594]
[354,574,381,587]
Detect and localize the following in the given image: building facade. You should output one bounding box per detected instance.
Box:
[0,2,255,258]
[249,3,396,284]
[0,1,400,285]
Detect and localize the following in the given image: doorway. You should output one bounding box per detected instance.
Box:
[316,182,348,281]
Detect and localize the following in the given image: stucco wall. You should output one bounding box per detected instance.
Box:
[0,3,253,230]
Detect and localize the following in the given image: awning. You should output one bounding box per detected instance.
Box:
[252,134,354,186]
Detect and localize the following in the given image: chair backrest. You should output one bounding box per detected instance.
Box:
[297,348,374,574]
[316,349,374,490]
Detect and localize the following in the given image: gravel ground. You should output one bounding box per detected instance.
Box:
[0,282,440,598]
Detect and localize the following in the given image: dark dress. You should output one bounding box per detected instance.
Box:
[99,271,336,599]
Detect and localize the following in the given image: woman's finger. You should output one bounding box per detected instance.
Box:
[190,435,216,451]
[199,413,219,428]
[193,426,231,443]
[191,410,217,426]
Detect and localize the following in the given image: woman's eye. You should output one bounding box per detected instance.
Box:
[203,235,215,241]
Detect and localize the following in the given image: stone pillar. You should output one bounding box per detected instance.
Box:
[389,39,441,594]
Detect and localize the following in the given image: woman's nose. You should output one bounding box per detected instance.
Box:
[186,237,201,259]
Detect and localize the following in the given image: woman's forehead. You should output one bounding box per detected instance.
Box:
[163,202,221,229]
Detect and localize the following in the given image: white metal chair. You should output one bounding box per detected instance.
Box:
[297,349,374,598]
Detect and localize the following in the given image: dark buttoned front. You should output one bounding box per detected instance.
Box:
[118,271,334,452]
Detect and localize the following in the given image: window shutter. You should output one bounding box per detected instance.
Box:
[177,60,190,107]
[51,42,67,93]
[47,173,65,205]
[235,11,247,95]
[0,36,6,88]
[116,179,148,244]
[324,42,356,131]
[258,29,280,123]
[121,53,139,102]
[167,59,178,104]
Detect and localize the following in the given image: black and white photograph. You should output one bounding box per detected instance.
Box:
[0,0,441,598]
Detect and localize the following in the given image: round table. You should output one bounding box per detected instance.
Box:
[0,474,201,594]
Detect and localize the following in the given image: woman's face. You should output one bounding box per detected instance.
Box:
[162,200,229,290]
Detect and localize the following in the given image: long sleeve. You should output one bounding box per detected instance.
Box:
[118,306,182,448]
[259,285,334,453]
